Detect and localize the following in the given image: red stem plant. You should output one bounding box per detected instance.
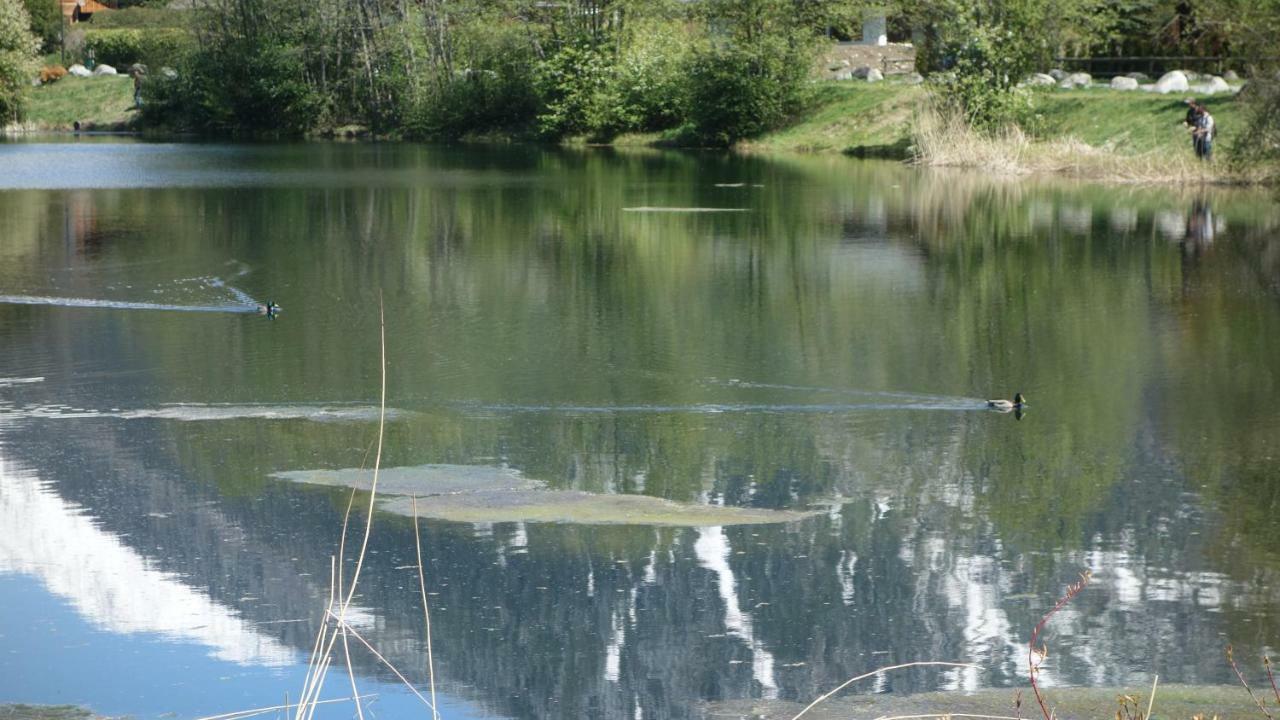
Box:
[1227,645,1276,720]
[1028,570,1093,720]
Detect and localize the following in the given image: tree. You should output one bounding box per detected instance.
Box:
[21,0,60,54]
[0,0,41,124]
[685,0,821,145]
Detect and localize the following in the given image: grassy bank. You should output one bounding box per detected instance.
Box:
[740,80,1268,183]
[9,76,137,132]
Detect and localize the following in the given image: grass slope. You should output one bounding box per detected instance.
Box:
[1033,87,1243,155]
[747,81,1244,160]
[18,76,137,131]
[741,81,924,154]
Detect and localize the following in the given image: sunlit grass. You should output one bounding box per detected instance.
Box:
[19,76,137,131]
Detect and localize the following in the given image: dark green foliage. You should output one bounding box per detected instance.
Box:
[1,0,41,122]
[406,20,540,138]
[686,39,812,145]
[1230,74,1280,165]
[21,0,60,53]
[143,41,319,134]
[83,28,191,68]
[684,0,817,145]
[914,0,1051,130]
[533,41,615,137]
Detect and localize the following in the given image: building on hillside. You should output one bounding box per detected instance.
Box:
[62,0,113,24]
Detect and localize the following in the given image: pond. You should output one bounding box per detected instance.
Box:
[1,138,1279,720]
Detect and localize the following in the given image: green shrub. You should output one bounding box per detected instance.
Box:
[0,0,42,122]
[533,41,616,137]
[405,20,539,139]
[21,0,60,53]
[931,25,1037,131]
[612,19,691,131]
[83,28,191,68]
[143,40,319,134]
[685,34,814,146]
[1230,72,1280,165]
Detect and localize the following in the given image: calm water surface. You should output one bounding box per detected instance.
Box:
[1,139,1279,719]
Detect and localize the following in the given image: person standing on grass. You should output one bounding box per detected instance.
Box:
[1194,106,1216,161]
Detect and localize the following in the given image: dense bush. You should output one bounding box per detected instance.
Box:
[531,19,693,139]
[1,0,41,123]
[143,41,319,134]
[21,0,60,53]
[916,0,1049,130]
[930,26,1036,131]
[84,28,192,68]
[1230,72,1280,164]
[685,40,812,145]
[677,0,821,145]
[533,41,615,137]
[405,20,539,139]
[611,19,691,132]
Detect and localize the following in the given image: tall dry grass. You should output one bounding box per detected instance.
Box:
[908,101,1254,185]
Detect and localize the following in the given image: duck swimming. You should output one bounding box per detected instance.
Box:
[987,393,1026,412]
[257,301,281,319]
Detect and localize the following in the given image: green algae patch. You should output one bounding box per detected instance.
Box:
[699,684,1258,720]
[273,464,813,526]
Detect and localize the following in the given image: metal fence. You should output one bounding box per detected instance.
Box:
[1052,56,1241,79]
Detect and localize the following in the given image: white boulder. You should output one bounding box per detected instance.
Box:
[1109,76,1139,90]
[1026,73,1056,87]
[1125,71,1150,82]
[1048,68,1067,81]
[1152,70,1188,94]
[865,68,884,82]
[1059,72,1092,89]
[68,64,91,77]
[93,64,117,76]
[1223,70,1240,82]
[1197,76,1231,94]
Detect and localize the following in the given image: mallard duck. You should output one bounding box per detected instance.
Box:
[257,301,281,318]
[987,393,1026,411]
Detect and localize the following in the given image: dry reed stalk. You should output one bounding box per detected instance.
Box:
[1028,570,1092,720]
[789,661,982,720]
[326,612,438,710]
[294,298,389,720]
[412,494,441,720]
[1147,674,1159,720]
[341,624,365,720]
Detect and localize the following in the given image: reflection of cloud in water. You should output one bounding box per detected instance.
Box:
[0,453,296,667]
[695,527,778,699]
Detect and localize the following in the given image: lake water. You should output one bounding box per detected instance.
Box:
[1,138,1279,720]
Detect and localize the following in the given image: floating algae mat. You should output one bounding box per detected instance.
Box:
[272,464,813,526]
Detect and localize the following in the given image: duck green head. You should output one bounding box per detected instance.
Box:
[1014,392,1026,405]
